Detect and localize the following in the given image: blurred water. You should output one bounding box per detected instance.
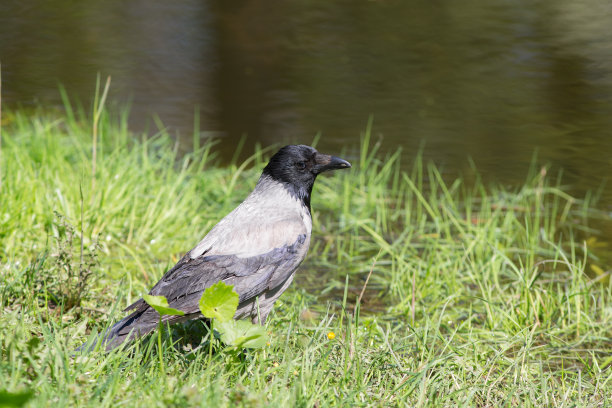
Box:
[1,0,611,216]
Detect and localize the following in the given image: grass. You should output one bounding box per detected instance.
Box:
[0,105,611,407]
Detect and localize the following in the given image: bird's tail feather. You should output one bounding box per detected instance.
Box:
[77,308,159,352]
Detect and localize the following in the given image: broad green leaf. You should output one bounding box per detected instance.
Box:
[216,320,268,349]
[198,281,239,322]
[142,294,185,316]
[0,389,34,408]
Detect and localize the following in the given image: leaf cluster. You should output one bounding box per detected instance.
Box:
[142,281,267,350]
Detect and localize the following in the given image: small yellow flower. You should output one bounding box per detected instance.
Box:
[293,370,299,376]
[327,331,335,340]
[273,362,279,367]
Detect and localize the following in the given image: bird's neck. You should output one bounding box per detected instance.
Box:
[255,174,312,213]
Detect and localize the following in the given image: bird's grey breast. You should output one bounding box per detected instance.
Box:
[190,177,312,260]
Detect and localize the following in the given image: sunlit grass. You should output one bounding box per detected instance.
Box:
[0,107,610,407]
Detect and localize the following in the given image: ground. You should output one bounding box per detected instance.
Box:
[0,109,610,407]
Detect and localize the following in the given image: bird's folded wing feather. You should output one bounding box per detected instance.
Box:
[124,216,309,317]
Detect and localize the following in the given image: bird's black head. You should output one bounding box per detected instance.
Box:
[262,145,351,209]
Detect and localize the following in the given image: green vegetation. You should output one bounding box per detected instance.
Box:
[197,282,268,350]
[0,107,610,407]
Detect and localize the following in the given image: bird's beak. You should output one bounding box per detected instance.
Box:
[313,153,351,174]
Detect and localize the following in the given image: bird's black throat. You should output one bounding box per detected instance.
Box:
[283,181,313,212]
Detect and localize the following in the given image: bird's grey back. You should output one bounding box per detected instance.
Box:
[190,174,312,260]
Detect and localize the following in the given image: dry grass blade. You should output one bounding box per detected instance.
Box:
[354,249,381,316]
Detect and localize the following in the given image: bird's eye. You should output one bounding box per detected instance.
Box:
[295,161,306,170]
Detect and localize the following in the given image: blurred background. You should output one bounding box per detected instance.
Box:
[1,0,611,206]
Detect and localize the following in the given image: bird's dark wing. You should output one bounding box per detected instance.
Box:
[98,233,308,348]
[124,233,308,319]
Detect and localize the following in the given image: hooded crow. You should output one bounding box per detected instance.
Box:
[97,145,350,350]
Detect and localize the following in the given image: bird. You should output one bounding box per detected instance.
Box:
[95,145,351,350]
